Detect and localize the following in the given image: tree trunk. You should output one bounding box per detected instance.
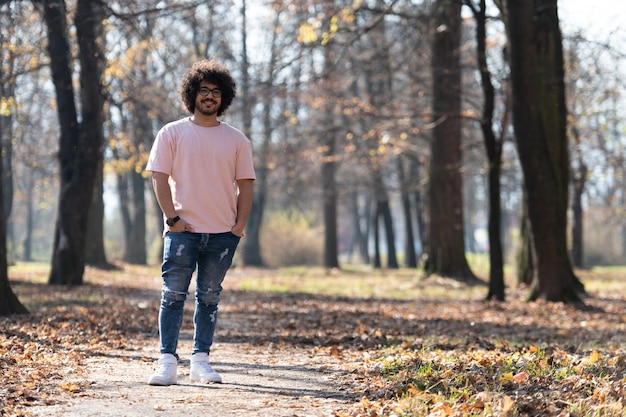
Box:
[372,201,381,269]
[372,167,398,269]
[355,193,371,264]
[506,0,584,301]
[398,156,417,268]
[381,200,399,269]
[321,47,339,269]
[485,157,505,299]
[242,0,267,267]
[570,169,585,269]
[243,109,266,267]
[410,157,425,259]
[117,171,132,246]
[46,0,83,284]
[424,0,477,282]
[570,127,587,269]
[109,112,134,258]
[0,176,27,315]
[516,197,534,285]
[348,191,370,264]
[0,89,13,224]
[122,89,149,265]
[45,0,105,285]
[0,78,22,262]
[123,168,146,264]
[469,0,506,300]
[322,136,339,269]
[22,171,34,262]
[0,36,16,266]
[85,157,112,268]
[0,68,27,315]
[243,172,265,266]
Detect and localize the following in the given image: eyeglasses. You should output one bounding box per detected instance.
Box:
[198,87,222,98]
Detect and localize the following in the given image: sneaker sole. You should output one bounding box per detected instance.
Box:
[190,374,222,384]
[148,378,177,386]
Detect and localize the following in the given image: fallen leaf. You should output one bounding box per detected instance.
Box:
[502,395,515,413]
[500,372,514,383]
[513,371,529,383]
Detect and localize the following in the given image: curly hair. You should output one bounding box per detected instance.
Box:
[179,59,236,117]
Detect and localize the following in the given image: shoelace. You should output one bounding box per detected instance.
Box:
[196,362,215,373]
[157,362,176,374]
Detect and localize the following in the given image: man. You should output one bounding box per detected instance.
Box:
[145,59,255,385]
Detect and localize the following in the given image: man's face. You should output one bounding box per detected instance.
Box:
[195,81,222,117]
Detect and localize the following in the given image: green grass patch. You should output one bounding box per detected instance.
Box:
[8,262,50,284]
[235,265,489,300]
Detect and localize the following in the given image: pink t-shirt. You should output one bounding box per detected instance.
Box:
[146,117,256,233]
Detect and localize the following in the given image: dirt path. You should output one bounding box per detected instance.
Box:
[27,338,356,417]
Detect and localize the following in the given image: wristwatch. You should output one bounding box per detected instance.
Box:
[166,216,180,227]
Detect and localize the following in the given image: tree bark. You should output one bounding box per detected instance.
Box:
[22,171,34,262]
[570,168,585,269]
[242,0,267,267]
[0,87,13,224]
[506,0,584,301]
[85,157,112,268]
[122,70,150,265]
[398,156,417,268]
[46,0,105,285]
[372,167,398,269]
[468,0,506,300]
[321,131,339,269]
[349,191,370,264]
[321,46,339,269]
[410,157,426,259]
[0,171,27,315]
[0,71,15,264]
[122,168,146,264]
[0,59,27,315]
[372,201,381,269]
[424,0,477,282]
[516,197,534,286]
[570,126,586,269]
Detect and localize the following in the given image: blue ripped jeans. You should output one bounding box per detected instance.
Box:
[158,231,240,357]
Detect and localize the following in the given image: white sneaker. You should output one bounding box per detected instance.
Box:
[148,353,178,386]
[190,352,222,383]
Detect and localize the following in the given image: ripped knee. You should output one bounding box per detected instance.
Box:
[197,291,220,306]
[162,289,188,303]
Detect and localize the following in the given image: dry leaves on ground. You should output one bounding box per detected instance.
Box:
[1,265,625,416]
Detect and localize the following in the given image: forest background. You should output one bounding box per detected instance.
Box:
[2,1,626,415]
[1,0,625,304]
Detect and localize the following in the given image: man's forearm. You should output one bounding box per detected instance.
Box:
[233,179,254,234]
[152,172,177,218]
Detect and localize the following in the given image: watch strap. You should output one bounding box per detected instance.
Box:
[166,215,180,226]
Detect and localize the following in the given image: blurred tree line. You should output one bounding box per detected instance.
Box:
[1,0,625,314]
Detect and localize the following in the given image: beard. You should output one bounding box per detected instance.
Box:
[197,106,218,117]
[196,99,219,117]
